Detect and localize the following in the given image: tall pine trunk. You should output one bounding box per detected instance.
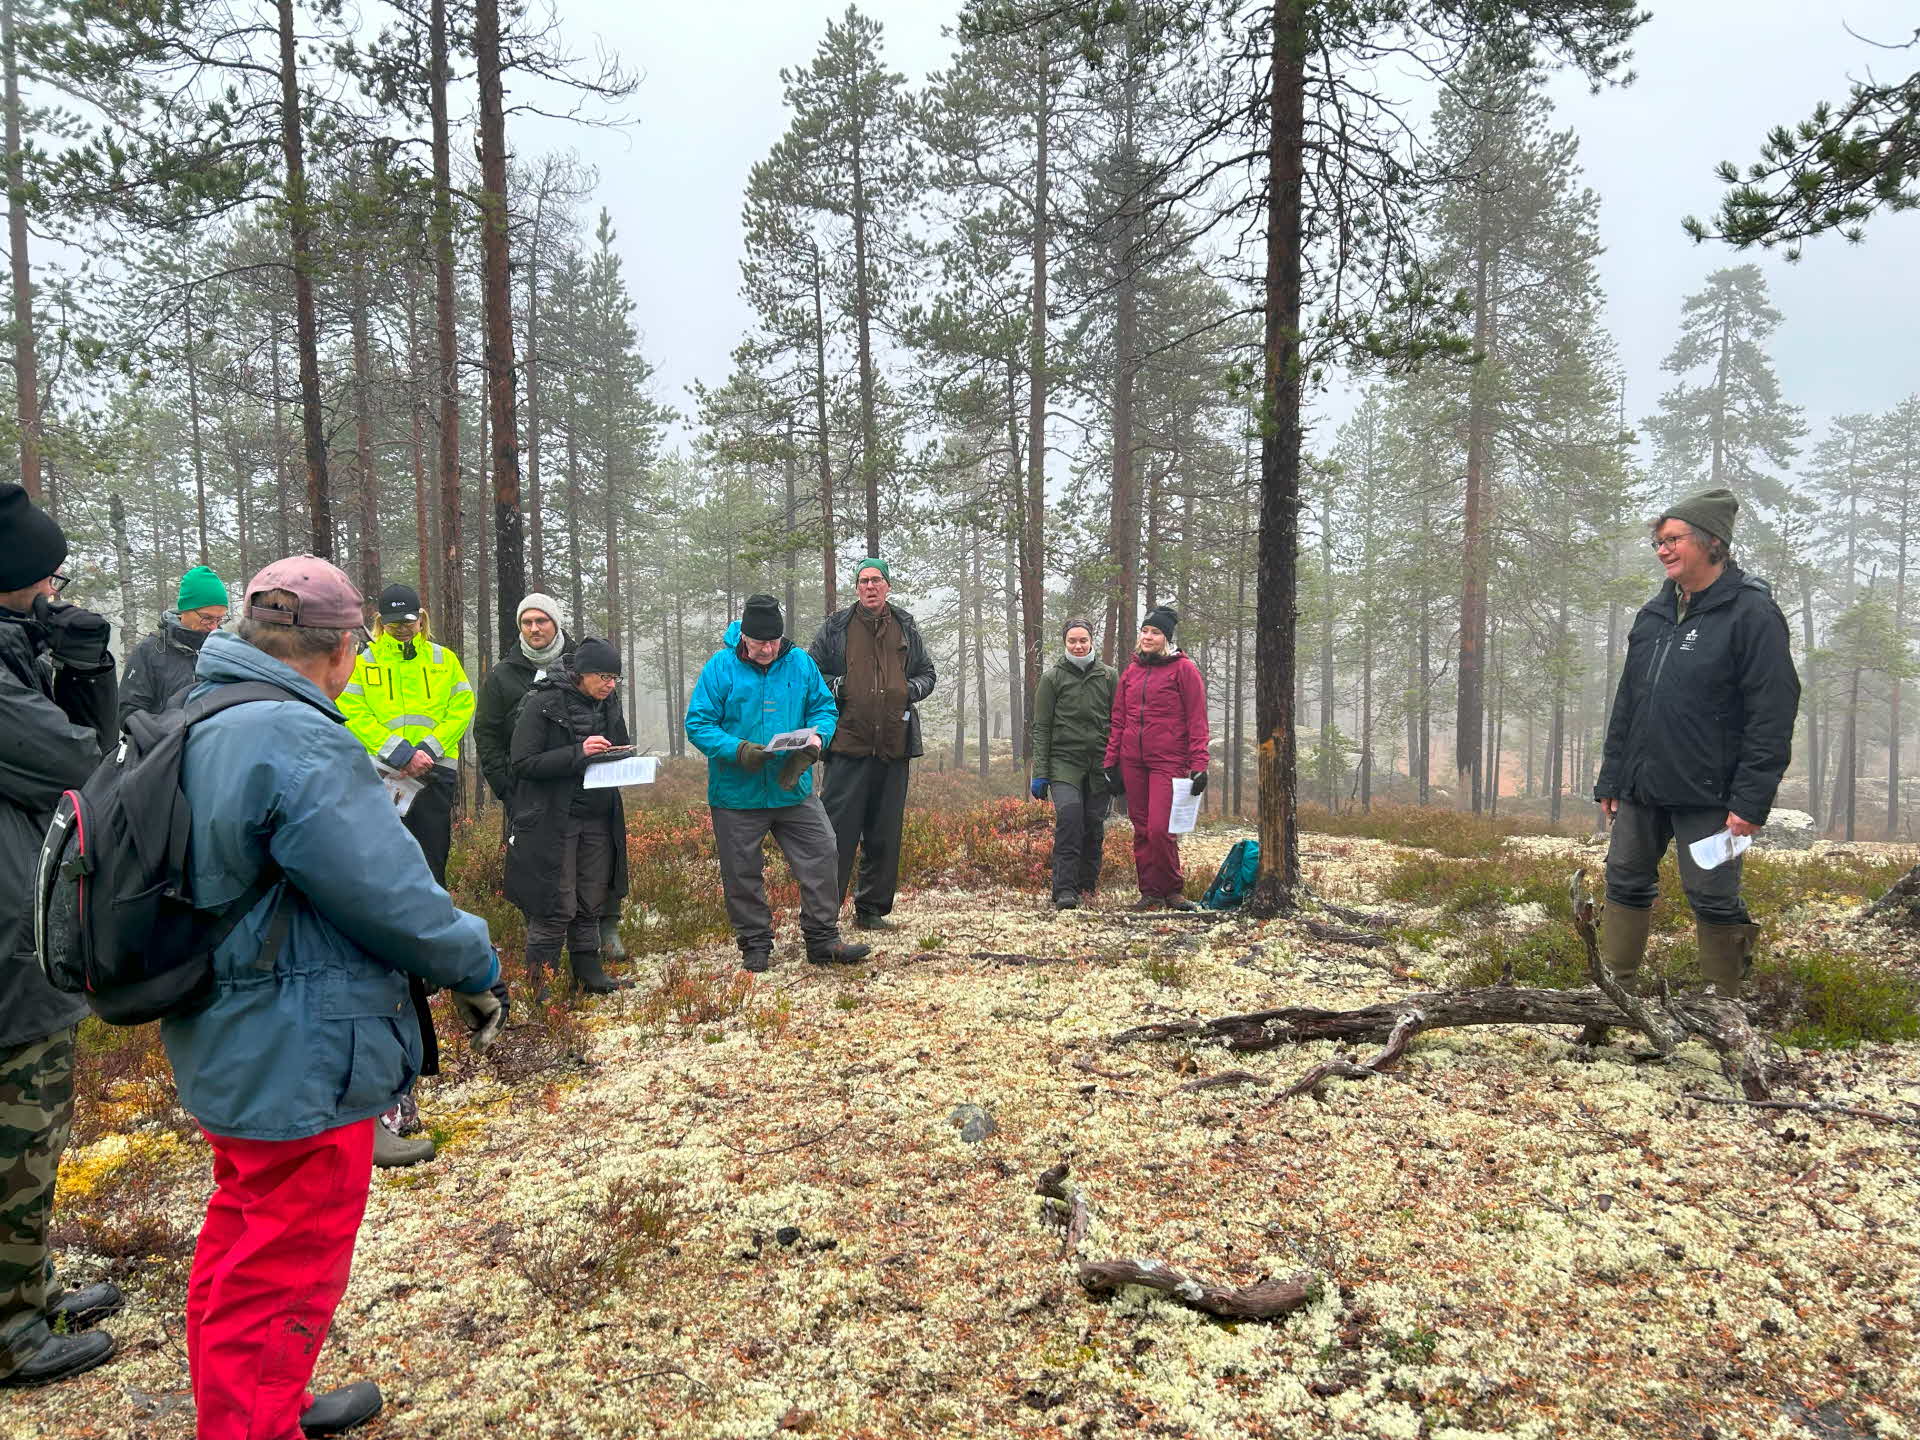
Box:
[349,255,381,594]
[277,0,331,557]
[811,244,837,612]
[430,0,463,651]
[1249,0,1306,913]
[475,0,525,655]
[1019,51,1050,746]
[3,0,41,501]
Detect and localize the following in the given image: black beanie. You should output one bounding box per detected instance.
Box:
[573,636,621,676]
[741,593,784,641]
[1660,487,1739,546]
[0,482,68,591]
[1142,604,1178,641]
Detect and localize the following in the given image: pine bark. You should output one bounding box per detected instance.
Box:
[475,0,525,655]
[430,0,463,651]
[277,0,331,557]
[2,0,41,501]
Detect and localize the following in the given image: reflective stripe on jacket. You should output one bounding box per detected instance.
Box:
[338,629,476,770]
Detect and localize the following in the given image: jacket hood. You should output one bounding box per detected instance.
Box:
[161,609,210,652]
[1133,647,1183,667]
[192,629,344,719]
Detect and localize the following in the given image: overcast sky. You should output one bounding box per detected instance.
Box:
[517,0,1920,465]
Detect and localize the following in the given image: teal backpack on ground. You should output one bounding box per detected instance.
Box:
[1201,839,1261,910]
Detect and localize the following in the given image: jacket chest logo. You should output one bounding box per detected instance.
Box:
[1678,628,1699,652]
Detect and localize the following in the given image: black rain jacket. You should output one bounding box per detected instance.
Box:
[503,663,631,917]
[474,633,575,806]
[807,602,937,760]
[1594,564,1800,825]
[119,611,207,730]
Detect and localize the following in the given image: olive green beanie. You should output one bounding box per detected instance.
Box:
[176,564,228,612]
[1660,487,1739,545]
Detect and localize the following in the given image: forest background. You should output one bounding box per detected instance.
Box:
[7,0,1920,874]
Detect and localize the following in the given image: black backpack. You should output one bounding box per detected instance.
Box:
[35,682,296,1025]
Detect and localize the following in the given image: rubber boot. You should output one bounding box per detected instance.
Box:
[1579,902,1655,1045]
[373,1121,435,1168]
[525,943,560,1006]
[600,912,627,962]
[1696,920,1758,998]
[568,947,631,995]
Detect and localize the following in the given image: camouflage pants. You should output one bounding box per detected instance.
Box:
[0,1028,76,1381]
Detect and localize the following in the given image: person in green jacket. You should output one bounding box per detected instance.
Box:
[1029,619,1118,910]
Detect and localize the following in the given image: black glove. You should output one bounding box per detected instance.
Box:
[1103,766,1124,792]
[737,741,768,772]
[1189,770,1208,797]
[34,597,113,671]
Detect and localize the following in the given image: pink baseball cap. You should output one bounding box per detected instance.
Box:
[243,555,366,629]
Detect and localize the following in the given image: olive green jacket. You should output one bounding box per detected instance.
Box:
[1031,655,1117,794]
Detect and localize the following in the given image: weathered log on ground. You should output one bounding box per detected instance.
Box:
[1078,1259,1317,1320]
[1860,863,1920,925]
[1111,987,1773,1099]
[1301,918,1389,949]
[1034,1163,1318,1322]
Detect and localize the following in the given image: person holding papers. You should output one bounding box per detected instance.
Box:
[1592,488,1800,1017]
[1102,606,1210,913]
[687,595,871,972]
[506,636,634,999]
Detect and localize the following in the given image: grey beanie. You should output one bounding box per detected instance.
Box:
[1660,487,1739,545]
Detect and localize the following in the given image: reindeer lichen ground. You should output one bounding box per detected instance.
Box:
[21,828,1920,1440]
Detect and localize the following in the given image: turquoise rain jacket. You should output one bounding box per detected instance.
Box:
[685,620,838,810]
[160,631,499,1141]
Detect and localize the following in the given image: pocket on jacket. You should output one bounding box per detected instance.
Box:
[335,1016,410,1114]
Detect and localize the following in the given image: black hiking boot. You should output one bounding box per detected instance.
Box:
[0,1331,114,1388]
[853,911,897,931]
[48,1283,123,1331]
[300,1380,384,1436]
[807,939,872,965]
[742,946,773,974]
[1163,895,1199,913]
[1053,893,1080,911]
[569,948,632,995]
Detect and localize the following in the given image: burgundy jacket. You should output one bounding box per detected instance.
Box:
[1103,650,1209,775]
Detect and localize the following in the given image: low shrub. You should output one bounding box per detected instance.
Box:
[1299,803,1578,858]
[637,954,760,1028]
[506,1174,681,1316]
[51,1132,200,1275]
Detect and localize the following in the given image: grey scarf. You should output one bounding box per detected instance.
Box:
[520,628,566,666]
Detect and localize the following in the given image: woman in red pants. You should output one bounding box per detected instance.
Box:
[1102,605,1209,911]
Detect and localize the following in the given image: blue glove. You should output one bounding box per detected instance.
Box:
[1030,776,1048,801]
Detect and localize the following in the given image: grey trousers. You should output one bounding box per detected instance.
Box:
[821,753,910,918]
[525,822,616,953]
[711,796,844,951]
[1049,779,1110,899]
[1603,799,1750,926]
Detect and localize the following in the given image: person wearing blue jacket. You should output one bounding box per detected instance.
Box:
[163,556,504,1440]
[685,595,871,972]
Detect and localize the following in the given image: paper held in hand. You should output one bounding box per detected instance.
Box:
[766,727,821,753]
[1687,826,1752,872]
[583,754,659,789]
[374,764,422,817]
[1167,777,1201,835]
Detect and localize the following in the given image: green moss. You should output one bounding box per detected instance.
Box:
[1765,948,1920,1049]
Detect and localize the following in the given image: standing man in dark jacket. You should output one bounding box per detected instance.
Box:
[117,564,229,728]
[1593,488,1800,1005]
[1030,619,1118,910]
[0,484,123,1389]
[808,559,937,930]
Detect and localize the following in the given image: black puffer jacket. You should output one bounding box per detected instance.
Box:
[1595,564,1800,825]
[807,602,937,759]
[474,633,574,805]
[119,611,207,729]
[0,610,114,1047]
[504,665,631,917]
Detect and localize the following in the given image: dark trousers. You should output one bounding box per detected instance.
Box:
[711,797,843,951]
[401,768,457,1076]
[821,753,911,918]
[0,1029,75,1381]
[524,821,616,955]
[1049,779,1110,900]
[1604,799,1750,925]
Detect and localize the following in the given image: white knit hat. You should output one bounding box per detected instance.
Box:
[515,592,566,631]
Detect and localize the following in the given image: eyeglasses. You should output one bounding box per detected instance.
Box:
[1650,533,1690,553]
[49,572,70,593]
[855,576,887,586]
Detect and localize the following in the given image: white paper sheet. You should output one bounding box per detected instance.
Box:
[1167,777,1201,835]
[766,727,821,752]
[1687,827,1751,871]
[374,765,422,817]
[583,754,659,789]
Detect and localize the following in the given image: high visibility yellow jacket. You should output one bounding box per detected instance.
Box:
[339,628,476,772]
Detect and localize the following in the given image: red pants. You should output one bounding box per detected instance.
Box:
[187,1119,374,1440]
[1121,765,1183,899]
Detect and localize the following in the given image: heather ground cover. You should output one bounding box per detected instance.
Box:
[23,772,1920,1440]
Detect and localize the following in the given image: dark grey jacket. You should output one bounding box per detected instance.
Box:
[1595,564,1800,825]
[807,602,937,760]
[119,611,207,730]
[0,612,115,1048]
[474,634,574,805]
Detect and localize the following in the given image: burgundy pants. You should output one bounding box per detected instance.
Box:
[187,1118,374,1439]
[1121,764,1183,899]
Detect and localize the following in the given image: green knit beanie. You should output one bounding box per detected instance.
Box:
[1660,487,1739,546]
[176,564,229,612]
[853,557,890,583]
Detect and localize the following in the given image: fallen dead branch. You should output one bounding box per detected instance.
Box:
[1683,1090,1920,1133]
[1177,1069,1271,1093]
[1281,1012,1422,1098]
[1308,898,1390,929]
[1033,1162,1320,1322]
[1301,918,1390,949]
